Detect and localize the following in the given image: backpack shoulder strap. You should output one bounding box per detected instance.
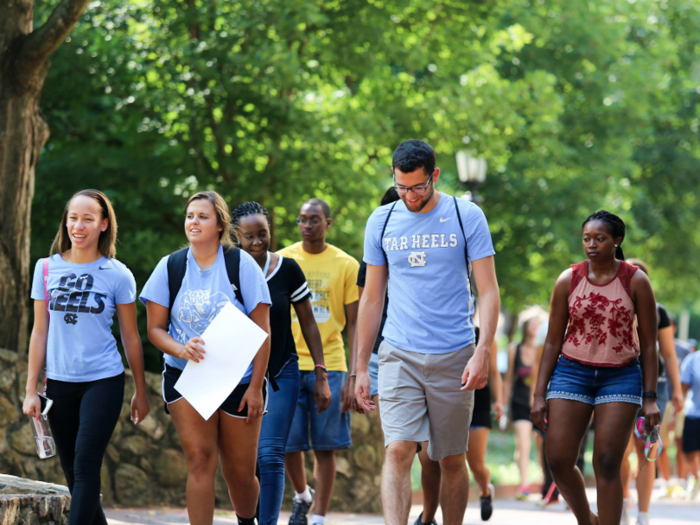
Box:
[43,258,51,319]
[166,248,189,318]
[224,247,245,306]
[453,196,470,272]
[380,202,399,266]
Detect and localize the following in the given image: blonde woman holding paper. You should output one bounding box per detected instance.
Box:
[141,190,271,525]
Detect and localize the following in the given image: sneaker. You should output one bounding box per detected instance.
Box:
[480,483,494,521]
[515,485,530,501]
[620,498,630,525]
[537,495,560,508]
[289,488,315,525]
[413,512,438,525]
[636,511,649,525]
[687,477,699,501]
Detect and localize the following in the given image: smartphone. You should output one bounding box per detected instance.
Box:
[37,393,53,417]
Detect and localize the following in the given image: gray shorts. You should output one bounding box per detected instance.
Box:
[378,340,475,461]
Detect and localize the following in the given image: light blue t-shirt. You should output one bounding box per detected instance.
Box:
[139,245,271,383]
[680,351,700,419]
[31,254,136,382]
[363,192,495,354]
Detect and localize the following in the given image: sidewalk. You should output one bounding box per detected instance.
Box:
[105,488,698,525]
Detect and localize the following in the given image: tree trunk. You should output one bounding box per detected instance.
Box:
[0,0,91,352]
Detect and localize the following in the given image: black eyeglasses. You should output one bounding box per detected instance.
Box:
[296,217,324,226]
[392,173,434,195]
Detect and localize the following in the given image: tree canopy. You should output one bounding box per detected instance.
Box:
[31,0,700,365]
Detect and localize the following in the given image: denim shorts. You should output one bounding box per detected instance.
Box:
[546,356,642,406]
[369,353,379,398]
[286,370,352,452]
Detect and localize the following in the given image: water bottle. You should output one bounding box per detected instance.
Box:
[29,414,56,459]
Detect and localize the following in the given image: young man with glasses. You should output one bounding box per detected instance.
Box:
[355,139,500,525]
[279,198,360,525]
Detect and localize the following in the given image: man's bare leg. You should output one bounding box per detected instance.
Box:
[418,443,441,523]
[382,441,416,525]
[312,450,336,516]
[438,452,470,525]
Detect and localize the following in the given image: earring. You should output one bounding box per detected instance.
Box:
[614,244,618,247]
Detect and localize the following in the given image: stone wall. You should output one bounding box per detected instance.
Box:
[0,349,384,513]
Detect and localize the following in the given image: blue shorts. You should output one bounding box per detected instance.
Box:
[286,370,352,452]
[369,353,379,398]
[546,356,642,406]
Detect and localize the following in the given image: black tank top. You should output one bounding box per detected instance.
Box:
[512,344,532,408]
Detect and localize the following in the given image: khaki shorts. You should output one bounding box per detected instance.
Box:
[378,340,475,461]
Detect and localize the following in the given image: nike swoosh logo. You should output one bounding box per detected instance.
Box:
[439,217,451,223]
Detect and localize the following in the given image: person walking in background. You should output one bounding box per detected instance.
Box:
[467,326,504,521]
[680,342,700,500]
[503,317,541,500]
[532,211,660,525]
[232,202,332,525]
[280,198,359,525]
[141,190,271,525]
[355,139,501,525]
[619,258,684,525]
[669,314,692,485]
[23,189,150,525]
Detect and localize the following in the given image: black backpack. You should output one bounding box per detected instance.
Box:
[167,246,243,314]
[162,246,278,407]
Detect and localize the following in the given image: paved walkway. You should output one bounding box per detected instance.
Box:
[105,488,698,525]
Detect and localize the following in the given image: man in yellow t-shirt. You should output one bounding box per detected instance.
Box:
[279,198,359,525]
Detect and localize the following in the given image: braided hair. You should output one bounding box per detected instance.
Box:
[231,202,271,244]
[582,210,626,260]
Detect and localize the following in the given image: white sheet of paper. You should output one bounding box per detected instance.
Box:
[174,301,268,421]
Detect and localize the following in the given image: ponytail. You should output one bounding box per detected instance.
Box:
[616,245,625,261]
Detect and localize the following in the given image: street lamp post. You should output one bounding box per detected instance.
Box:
[456,150,487,203]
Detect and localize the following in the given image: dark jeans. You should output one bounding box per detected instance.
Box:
[257,359,300,525]
[46,373,124,525]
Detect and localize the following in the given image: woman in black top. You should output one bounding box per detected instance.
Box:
[504,317,541,499]
[233,202,331,525]
[619,258,684,525]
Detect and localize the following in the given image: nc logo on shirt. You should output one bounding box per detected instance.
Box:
[408,251,427,268]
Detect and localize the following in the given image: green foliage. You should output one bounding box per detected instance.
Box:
[32,0,700,367]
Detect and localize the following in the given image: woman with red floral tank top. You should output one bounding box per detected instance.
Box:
[532,211,660,525]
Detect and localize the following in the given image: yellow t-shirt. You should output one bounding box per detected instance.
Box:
[277,242,359,371]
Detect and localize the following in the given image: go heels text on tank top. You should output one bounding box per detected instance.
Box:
[562,260,640,367]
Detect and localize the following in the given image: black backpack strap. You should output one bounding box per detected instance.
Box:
[380,202,399,269]
[163,247,188,415]
[453,196,474,300]
[166,247,189,327]
[453,196,470,273]
[223,247,245,306]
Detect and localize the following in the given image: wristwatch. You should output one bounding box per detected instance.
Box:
[642,391,657,399]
